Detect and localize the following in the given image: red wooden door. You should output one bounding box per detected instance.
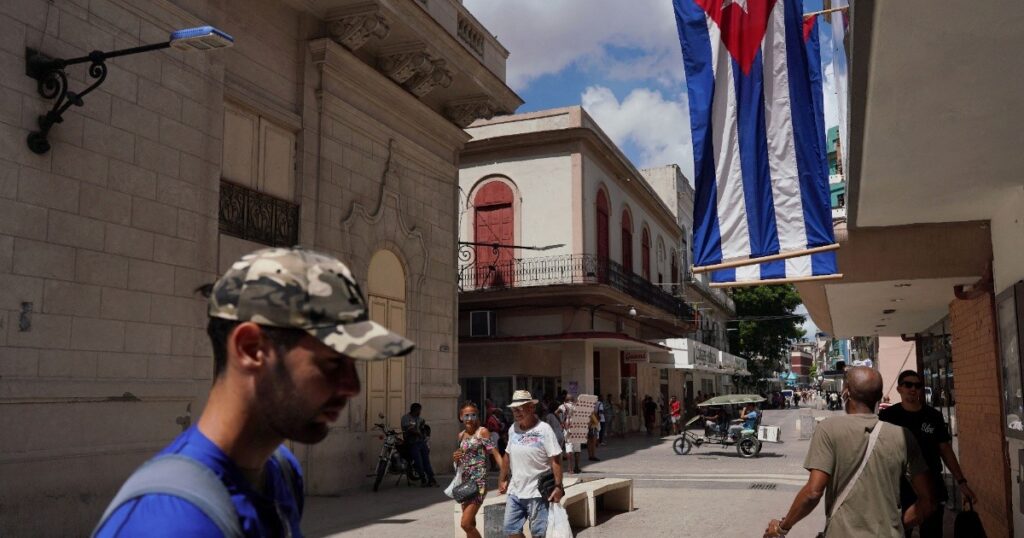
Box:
[596,190,609,282]
[474,182,514,287]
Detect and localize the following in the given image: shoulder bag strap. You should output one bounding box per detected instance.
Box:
[91,454,243,538]
[830,420,885,520]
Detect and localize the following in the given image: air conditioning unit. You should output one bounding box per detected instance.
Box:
[470,311,496,337]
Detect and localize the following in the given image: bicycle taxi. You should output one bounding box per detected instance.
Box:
[672,394,782,458]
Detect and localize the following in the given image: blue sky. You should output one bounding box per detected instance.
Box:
[466,0,844,182]
[465,0,847,336]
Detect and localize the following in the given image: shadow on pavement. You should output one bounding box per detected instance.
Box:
[302,432,668,536]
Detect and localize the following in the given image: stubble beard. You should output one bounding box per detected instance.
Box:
[256,357,334,445]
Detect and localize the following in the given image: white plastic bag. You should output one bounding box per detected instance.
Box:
[546,502,572,538]
[443,464,461,499]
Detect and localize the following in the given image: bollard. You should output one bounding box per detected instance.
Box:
[798,414,816,440]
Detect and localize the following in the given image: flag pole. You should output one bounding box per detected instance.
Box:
[691,243,841,274]
[710,273,845,289]
[803,5,848,19]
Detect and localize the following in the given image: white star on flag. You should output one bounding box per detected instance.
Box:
[722,0,749,13]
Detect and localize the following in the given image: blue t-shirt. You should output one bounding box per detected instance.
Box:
[94,426,304,537]
[742,411,758,430]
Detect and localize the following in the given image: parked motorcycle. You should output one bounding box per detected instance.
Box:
[372,418,421,491]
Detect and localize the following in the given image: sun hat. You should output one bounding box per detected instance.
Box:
[507,390,538,408]
[207,246,415,361]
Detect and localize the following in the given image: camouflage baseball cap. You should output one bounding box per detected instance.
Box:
[208,247,415,360]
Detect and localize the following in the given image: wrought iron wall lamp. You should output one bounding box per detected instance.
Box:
[24,26,233,154]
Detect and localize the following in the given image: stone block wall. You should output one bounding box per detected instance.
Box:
[1,0,471,533]
[949,292,1013,537]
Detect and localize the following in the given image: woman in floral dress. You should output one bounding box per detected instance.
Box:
[452,401,505,538]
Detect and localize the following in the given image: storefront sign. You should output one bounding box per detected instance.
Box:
[623,351,649,363]
[694,344,717,368]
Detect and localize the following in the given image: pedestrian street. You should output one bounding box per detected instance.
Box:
[303,408,835,537]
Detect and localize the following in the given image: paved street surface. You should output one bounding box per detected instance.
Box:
[303,407,835,537]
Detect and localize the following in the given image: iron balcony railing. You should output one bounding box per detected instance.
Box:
[458,253,693,320]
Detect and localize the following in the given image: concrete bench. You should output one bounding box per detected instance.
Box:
[453,476,584,537]
[571,477,633,527]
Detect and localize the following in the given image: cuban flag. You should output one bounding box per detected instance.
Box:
[709,10,840,286]
[674,0,837,274]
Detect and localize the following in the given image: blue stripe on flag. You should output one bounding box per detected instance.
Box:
[784,0,835,247]
[673,0,723,267]
[732,52,781,259]
[804,16,827,167]
[709,250,837,284]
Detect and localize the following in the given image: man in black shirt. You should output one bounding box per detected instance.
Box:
[879,370,977,537]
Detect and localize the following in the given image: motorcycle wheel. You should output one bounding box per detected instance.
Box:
[737,438,762,458]
[373,458,389,492]
[673,436,693,455]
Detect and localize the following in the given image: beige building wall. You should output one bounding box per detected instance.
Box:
[459,152,574,260]
[0,0,518,534]
[877,336,916,404]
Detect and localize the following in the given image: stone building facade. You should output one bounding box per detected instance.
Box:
[0,0,519,534]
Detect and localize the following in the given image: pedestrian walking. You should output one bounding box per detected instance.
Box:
[879,370,977,537]
[763,367,934,537]
[92,247,414,537]
[642,395,658,436]
[453,401,505,538]
[556,394,581,474]
[793,392,801,408]
[499,390,565,537]
[617,395,629,436]
[402,403,438,487]
[586,411,601,462]
[670,396,682,435]
[596,397,608,445]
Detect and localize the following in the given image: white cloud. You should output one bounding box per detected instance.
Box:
[463,0,682,91]
[581,86,695,178]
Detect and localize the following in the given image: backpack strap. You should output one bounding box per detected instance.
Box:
[91,454,243,538]
[271,447,299,508]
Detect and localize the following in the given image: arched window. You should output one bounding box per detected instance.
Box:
[596,190,610,261]
[621,209,633,274]
[474,181,514,287]
[656,236,666,285]
[641,227,651,281]
[670,249,679,291]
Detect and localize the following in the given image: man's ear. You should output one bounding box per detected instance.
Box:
[228,322,267,373]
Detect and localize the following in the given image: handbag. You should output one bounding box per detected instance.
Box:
[443,464,461,499]
[537,469,557,500]
[817,420,884,537]
[953,499,986,537]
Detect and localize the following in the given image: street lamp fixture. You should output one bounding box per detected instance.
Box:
[24,26,233,154]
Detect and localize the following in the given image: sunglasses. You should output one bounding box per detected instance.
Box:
[461,413,478,420]
[900,381,924,389]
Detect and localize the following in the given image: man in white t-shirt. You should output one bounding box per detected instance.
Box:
[500,390,564,537]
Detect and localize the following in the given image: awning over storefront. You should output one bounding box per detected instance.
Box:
[460,331,673,366]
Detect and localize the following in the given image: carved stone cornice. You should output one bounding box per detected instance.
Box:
[403,58,453,97]
[443,96,500,128]
[326,3,390,51]
[377,44,433,85]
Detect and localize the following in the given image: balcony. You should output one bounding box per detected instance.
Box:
[458,253,694,321]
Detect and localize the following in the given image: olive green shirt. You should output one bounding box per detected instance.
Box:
[804,414,928,537]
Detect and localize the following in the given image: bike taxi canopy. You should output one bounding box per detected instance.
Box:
[697,394,766,407]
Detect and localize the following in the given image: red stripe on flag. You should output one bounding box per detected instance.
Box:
[802,15,816,43]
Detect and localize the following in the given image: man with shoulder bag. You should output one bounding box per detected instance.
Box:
[763,367,935,538]
[499,390,564,538]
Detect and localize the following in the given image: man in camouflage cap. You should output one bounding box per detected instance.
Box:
[95,247,414,537]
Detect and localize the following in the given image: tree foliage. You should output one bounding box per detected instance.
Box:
[727,285,806,384]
